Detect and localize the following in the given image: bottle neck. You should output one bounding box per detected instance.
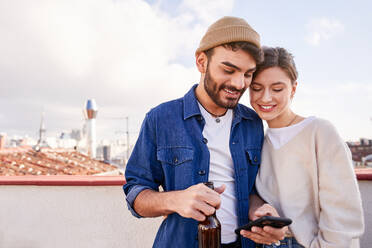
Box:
[204,181,214,190]
[205,182,217,218]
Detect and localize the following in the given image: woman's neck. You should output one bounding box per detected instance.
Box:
[267,110,303,128]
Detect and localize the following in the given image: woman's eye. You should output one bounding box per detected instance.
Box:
[251,87,262,92]
[224,69,234,74]
[273,88,283,92]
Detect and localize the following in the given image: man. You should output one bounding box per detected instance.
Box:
[124,16,285,248]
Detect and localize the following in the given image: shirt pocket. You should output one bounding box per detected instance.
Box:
[157,147,194,190]
[157,147,194,166]
[245,148,261,166]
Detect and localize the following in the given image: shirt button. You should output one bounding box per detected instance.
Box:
[198,170,206,175]
[215,118,220,123]
[197,116,203,121]
[173,157,178,163]
[202,138,208,144]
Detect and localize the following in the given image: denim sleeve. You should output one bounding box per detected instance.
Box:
[123,112,163,218]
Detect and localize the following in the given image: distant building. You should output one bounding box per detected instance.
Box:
[347,138,372,166]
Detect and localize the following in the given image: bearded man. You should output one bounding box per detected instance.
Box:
[124,16,286,248]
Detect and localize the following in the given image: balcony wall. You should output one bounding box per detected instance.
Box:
[0,172,371,248]
[0,176,162,248]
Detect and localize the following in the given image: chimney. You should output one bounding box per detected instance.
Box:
[84,99,98,158]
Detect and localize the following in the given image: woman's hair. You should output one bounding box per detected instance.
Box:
[253,47,298,84]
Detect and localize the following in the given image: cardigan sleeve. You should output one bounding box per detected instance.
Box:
[310,119,364,248]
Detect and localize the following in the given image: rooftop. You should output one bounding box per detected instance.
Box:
[0,146,118,176]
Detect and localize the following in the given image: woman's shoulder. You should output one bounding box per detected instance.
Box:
[312,117,336,129]
[304,117,336,131]
[308,117,344,142]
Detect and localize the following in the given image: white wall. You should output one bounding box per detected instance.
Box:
[359,181,372,248]
[0,181,371,248]
[0,186,162,248]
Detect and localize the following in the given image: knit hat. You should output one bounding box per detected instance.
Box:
[196,16,261,54]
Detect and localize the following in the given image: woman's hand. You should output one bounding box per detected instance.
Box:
[242,203,287,245]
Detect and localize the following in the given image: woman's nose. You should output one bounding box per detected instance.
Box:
[261,89,272,102]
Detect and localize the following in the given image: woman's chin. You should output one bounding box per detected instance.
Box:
[256,113,276,122]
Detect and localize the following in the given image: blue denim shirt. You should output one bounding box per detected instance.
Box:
[123,84,264,248]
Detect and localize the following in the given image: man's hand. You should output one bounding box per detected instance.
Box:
[171,183,226,221]
[241,203,287,245]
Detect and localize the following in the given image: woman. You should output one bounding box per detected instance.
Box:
[244,47,364,247]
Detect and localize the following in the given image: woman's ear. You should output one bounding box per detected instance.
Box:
[291,81,298,98]
[195,52,208,73]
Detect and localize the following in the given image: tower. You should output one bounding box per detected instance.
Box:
[84,99,98,158]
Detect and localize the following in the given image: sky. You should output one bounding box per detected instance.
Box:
[0,0,371,144]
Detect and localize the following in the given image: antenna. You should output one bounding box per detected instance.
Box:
[34,110,47,151]
[101,116,131,163]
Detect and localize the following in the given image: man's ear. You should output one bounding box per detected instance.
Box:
[195,52,208,73]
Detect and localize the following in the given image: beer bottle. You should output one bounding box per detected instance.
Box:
[198,182,221,248]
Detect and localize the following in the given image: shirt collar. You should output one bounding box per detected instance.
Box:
[183,84,254,120]
[183,84,201,120]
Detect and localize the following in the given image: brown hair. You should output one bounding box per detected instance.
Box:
[253,47,298,84]
[204,41,264,64]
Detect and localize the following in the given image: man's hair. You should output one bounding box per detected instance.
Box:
[253,47,298,84]
[204,41,264,64]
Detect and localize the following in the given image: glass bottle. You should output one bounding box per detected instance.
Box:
[198,182,221,248]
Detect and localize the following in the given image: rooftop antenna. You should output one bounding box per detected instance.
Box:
[35,110,47,151]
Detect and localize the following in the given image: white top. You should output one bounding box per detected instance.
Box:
[198,103,237,244]
[266,116,316,149]
[256,117,364,248]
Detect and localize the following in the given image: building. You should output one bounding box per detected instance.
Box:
[347,138,372,166]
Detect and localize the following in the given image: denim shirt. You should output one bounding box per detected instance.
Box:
[123,84,264,248]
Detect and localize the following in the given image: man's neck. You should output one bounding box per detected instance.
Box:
[195,84,228,117]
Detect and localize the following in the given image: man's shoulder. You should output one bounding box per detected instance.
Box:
[147,97,184,118]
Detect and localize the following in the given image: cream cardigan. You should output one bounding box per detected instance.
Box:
[255,118,364,248]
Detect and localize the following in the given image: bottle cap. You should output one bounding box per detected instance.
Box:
[204,181,214,190]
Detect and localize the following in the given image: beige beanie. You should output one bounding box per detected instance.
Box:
[196,16,261,54]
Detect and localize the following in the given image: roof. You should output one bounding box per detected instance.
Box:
[355,168,372,180]
[0,147,117,176]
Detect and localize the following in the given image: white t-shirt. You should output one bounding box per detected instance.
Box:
[266,116,316,149]
[198,103,238,244]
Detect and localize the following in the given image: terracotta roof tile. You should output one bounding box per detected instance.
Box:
[0,147,117,176]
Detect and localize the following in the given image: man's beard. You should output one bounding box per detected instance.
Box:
[204,63,245,109]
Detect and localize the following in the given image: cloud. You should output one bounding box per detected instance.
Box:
[292,80,372,141]
[180,0,234,24]
[0,0,234,141]
[305,17,344,46]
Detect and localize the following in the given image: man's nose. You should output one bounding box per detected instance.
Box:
[231,74,245,90]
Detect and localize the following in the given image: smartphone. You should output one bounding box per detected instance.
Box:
[235,216,292,235]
